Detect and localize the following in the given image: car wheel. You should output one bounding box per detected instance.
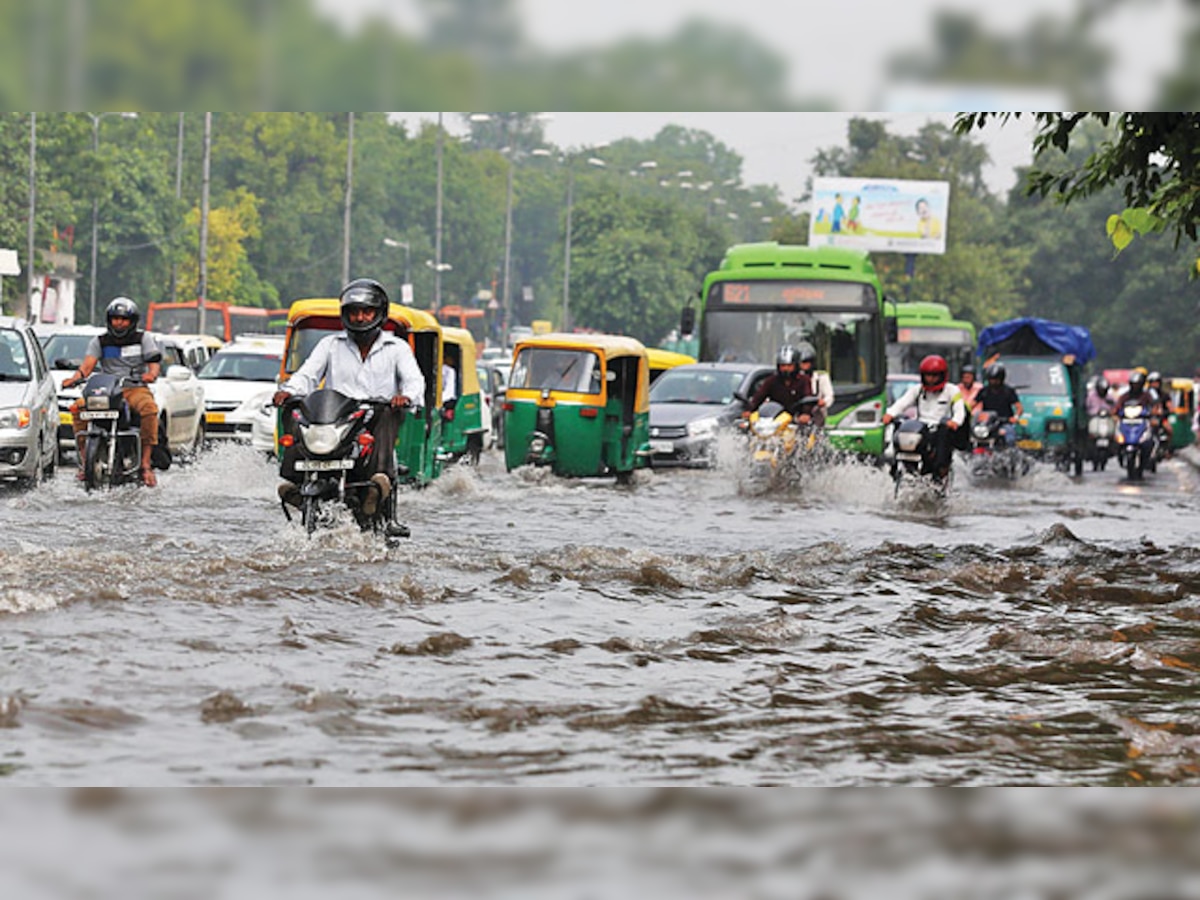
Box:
[18,438,45,489]
[183,417,205,463]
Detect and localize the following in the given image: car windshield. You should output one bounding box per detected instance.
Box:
[650,369,745,405]
[199,352,282,381]
[42,333,96,368]
[1005,360,1070,397]
[0,329,32,381]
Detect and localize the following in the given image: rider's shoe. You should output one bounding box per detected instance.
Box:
[362,473,391,517]
[385,521,410,540]
[277,481,302,509]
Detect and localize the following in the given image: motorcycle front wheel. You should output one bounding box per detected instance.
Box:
[302,495,319,536]
[84,435,109,491]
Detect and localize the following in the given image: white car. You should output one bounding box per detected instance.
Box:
[42,326,207,464]
[196,335,283,451]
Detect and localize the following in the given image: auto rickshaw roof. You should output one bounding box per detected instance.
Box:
[646,347,696,369]
[513,332,648,360]
[286,297,441,332]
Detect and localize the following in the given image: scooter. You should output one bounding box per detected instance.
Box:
[278,389,411,540]
[1115,401,1154,481]
[1085,409,1116,472]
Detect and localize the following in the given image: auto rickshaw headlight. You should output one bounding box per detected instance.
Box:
[1046,418,1067,433]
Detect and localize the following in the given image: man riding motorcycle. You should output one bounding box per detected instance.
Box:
[62,297,162,487]
[1146,370,1174,449]
[971,362,1023,447]
[746,344,818,425]
[882,354,966,478]
[272,278,426,518]
[1086,375,1116,415]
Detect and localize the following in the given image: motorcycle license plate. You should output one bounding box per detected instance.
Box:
[295,458,354,471]
[1095,439,1109,447]
[79,410,118,420]
[896,452,922,462]
[1017,439,1042,450]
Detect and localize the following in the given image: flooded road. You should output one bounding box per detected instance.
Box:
[3,442,1200,785]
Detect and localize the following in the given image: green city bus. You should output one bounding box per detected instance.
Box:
[688,242,887,457]
[885,301,976,380]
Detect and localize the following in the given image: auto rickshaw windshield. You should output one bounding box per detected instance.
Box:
[510,347,602,394]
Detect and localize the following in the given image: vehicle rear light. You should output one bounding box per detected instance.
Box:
[279,434,295,447]
[502,402,514,412]
[579,407,599,418]
[443,408,456,421]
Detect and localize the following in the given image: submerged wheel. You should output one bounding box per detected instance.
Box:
[84,436,108,490]
[302,495,319,535]
[18,438,46,490]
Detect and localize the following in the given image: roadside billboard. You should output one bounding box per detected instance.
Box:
[809,177,949,255]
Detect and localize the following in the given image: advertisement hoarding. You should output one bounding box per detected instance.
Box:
[809,177,949,255]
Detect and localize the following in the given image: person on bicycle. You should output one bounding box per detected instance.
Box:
[63,297,162,486]
[272,278,425,515]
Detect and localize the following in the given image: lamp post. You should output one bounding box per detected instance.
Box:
[87,111,137,325]
[556,149,606,333]
[434,112,444,313]
[383,238,411,293]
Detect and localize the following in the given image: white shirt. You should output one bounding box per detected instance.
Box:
[283,331,426,404]
[441,364,457,403]
[809,369,835,408]
[887,383,966,428]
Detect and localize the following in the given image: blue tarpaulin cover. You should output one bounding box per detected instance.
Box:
[977,317,1096,365]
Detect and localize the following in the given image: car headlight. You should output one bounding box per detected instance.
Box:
[0,407,32,430]
[686,416,719,438]
[299,422,350,455]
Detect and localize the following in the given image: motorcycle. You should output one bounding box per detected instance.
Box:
[77,373,166,490]
[278,389,411,540]
[1085,409,1116,471]
[1114,401,1154,481]
[967,410,1029,480]
[738,398,823,490]
[888,417,952,497]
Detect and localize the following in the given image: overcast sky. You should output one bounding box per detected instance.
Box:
[391,112,1040,210]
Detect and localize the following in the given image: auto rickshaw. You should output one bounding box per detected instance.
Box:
[1168,377,1195,450]
[278,298,444,486]
[646,347,696,384]
[502,333,651,483]
[438,326,488,465]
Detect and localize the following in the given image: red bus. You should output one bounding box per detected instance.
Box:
[436,305,488,346]
[146,300,287,342]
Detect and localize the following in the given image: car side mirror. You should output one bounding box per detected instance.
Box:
[885,317,898,343]
[166,364,192,383]
[733,390,748,404]
[605,370,617,382]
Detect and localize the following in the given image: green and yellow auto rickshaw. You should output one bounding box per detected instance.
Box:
[438,326,487,465]
[646,347,696,384]
[1168,377,1196,450]
[279,298,444,486]
[502,333,651,483]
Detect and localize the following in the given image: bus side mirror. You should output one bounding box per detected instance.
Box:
[680,306,696,336]
[886,317,898,343]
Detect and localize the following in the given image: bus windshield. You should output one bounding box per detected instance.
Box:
[702,307,882,393]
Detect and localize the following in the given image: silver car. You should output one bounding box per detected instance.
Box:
[0,317,58,486]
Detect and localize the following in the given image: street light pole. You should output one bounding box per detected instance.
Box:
[562,164,573,333]
[501,152,514,349]
[198,112,212,336]
[434,111,444,313]
[342,112,354,286]
[26,113,35,321]
[87,111,138,325]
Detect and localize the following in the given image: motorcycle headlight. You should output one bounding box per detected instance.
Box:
[972,423,990,439]
[529,434,548,454]
[299,422,350,455]
[686,416,719,438]
[896,431,923,453]
[86,395,112,411]
[752,418,778,437]
[0,407,32,430]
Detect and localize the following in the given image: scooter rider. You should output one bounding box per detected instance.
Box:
[1087,375,1116,415]
[746,344,817,424]
[882,353,966,477]
[62,297,162,487]
[1146,370,1174,448]
[272,278,426,516]
[972,362,1023,446]
[796,341,834,426]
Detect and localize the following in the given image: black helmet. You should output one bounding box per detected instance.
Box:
[961,364,976,377]
[796,341,817,366]
[985,362,1006,383]
[1128,370,1147,393]
[105,296,140,339]
[339,278,388,347]
[1094,375,1109,396]
[776,344,800,375]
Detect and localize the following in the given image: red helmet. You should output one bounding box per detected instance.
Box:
[918,354,949,390]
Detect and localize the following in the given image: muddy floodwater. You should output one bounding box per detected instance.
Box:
[3,441,1200,786]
